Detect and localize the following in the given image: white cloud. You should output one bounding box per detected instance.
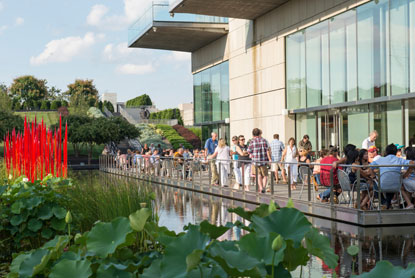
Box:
[0,25,7,34]
[15,17,24,26]
[116,63,155,75]
[86,4,109,26]
[86,0,150,30]
[30,32,97,65]
[102,42,135,61]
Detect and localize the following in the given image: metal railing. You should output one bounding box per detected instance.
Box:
[99,155,415,211]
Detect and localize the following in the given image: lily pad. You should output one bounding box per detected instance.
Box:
[52,206,67,219]
[28,218,43,232]
[86,217,133,258]
[356,261,415,278]
[282,240,309,271]
[305,228,338,269]
[129,208,151,232]
[49,259,92,278]
[51,218,66,231]
[38,204,54,220]
[251,208,312,246]
[10,215,24,226]
[186,249,204,272]
[41,228,53,239]
[199,221,230,239]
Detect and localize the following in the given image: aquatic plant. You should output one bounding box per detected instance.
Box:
[7,201,339,278]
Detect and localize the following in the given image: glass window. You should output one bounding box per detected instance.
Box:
[357,0,388,100]
[201,68,212,123]
[369,101,402,152]
[405,99,415,147]
[211,65,221,122]
[220,62,229,119]
[330,10,357,104]
[390,0,410,95]
[193,73,202,124]
[306,22,329,107]
[296,113,317,151]
[341,105,369,149]
[410,0,415,92]
[286,31,306,110]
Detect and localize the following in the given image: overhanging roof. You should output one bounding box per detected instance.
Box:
[129,22,228,52]
[170,0,289,20]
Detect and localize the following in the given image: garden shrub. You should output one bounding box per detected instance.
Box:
[172,125,201,149]
[156,124,193,150]
[136,124,171,150]
[50,100,61,110]
[86,107,104,118]
[126,94,152,107]
[57,106,69,117]
[7,202,339,278]
[0,176,71,258]
[40,100,50,110]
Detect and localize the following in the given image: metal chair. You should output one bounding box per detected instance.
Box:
[298,166,314,200]
[379,170,404,208]
[337,169,355,207]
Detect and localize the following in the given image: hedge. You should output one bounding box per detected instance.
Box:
[156,124,193,150]
[172,125,201,149]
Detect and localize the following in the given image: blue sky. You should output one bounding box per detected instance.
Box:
[0,0,193,109]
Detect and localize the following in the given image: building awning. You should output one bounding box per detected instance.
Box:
[128,2,228,52]
[170,0,289,20]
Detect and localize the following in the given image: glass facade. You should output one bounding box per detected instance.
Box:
[286,0,415,110]
[296,101,407,153]
[193,61,230,143]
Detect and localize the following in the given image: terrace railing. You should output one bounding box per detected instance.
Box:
[99,155,415,212]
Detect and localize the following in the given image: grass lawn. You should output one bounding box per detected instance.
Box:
[15,111,59,127]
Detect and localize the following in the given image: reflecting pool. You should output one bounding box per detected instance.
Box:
[71,171,415,277]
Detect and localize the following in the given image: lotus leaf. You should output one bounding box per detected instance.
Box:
[141,259,162,278]
[239,232,286,266]
[18,249,49,278]
[186,249,204,272]
[208,240,265,277]
[282,240,309,271]
[129,208,151,232]
[28,218,43,232]
[251,208,312,246]
[11,200,24,214]
[96,264,132,278]
[160,225,210,278]
[52,206,67,219]
[347,245,359,257]
[86,217,133,258]
[305,228,338,269]
[228,204,272,221]
[24,196,42,209]
[49,259,92,278]
[10,215,24,226]
[355,261,415,278]
[199,220,230,239]
[38,204,54,220]
[51,218,66,231]
[41,228,53,239]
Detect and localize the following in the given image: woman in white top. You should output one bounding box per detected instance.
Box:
[209,138,231,187]
[281,137,298,190]
[230,136,242,189]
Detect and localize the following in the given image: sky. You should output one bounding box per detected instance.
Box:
[0,0,193,109]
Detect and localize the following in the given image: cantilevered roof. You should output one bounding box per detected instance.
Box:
[128,2,228,52]
[129,22,228,52]
[170,0,289,20]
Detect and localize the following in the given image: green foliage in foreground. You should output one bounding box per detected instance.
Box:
[0,176,71,259]
[8,202,339,278]
[156,124,193,150]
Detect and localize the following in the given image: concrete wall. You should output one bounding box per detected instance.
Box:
[191,0,371,144]
[178,103,194,126]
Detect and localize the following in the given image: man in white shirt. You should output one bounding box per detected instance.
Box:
[362,130,378,149]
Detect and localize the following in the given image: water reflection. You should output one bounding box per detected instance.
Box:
[76,171,415,277]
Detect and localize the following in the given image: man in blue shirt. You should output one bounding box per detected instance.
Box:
[205,132,219,185]
[371,143,415,209]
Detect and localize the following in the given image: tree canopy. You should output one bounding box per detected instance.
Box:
[126,94,152,107]
[0,111,24,142]
[9,76,48,107]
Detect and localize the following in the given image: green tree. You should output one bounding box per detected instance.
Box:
[59,115,92,157]
[108,116,140,143]
[0,111,24,142]
[50,100,62,110]
[125,94,152,107]
[40,100,50,110]
[0,84,12,112]
[66,79,99,105]
[103,101,114,113]
[9,76,48,107]
[48,86,63,101]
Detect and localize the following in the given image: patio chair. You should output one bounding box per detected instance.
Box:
[379,171,404,209]
[298,166,316,200]
[337,169,355,207]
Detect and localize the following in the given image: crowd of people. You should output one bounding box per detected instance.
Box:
[104,128,415,210]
